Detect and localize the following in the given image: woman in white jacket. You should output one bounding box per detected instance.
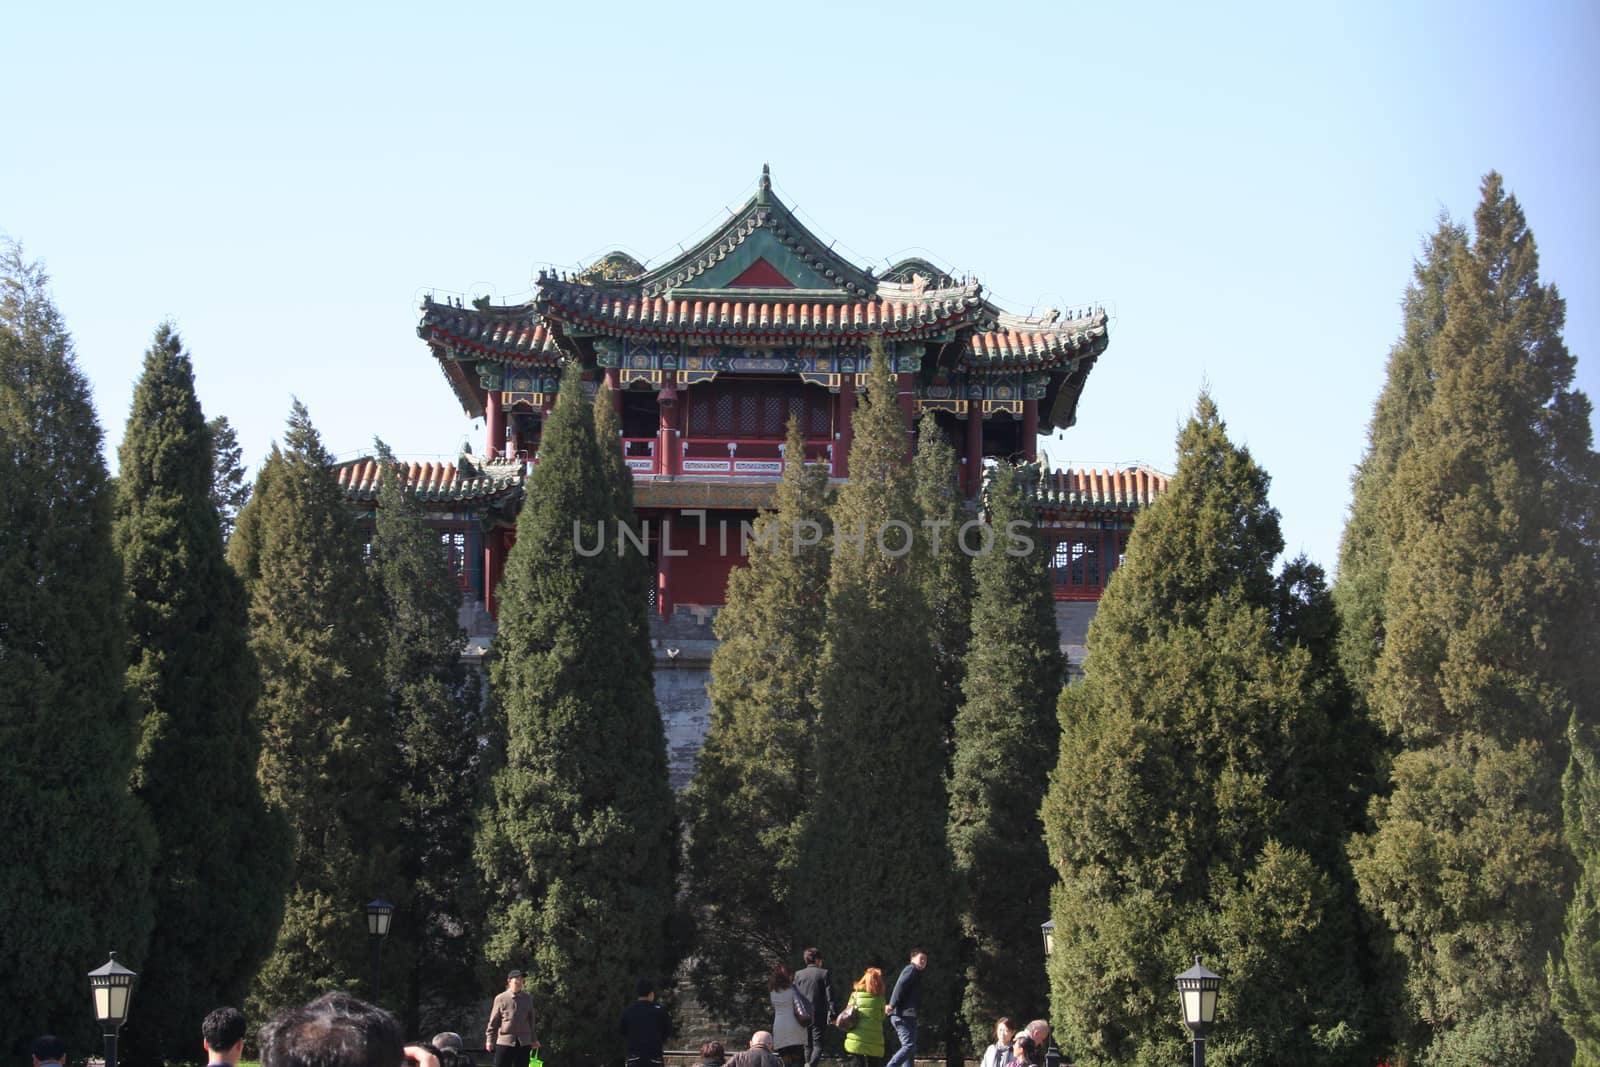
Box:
[979,1018,1015,1067]
[768,962,810,1065]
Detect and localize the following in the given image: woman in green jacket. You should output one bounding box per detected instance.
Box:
[841,967,887,1067]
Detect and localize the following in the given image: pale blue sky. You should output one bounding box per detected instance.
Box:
[3,0,1595,572]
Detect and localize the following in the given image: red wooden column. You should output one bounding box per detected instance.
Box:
[485,389,505,458]
[658,376,679,477]
[965,405,984,496]
[655,515,674,617]
[836,375,855,477]
[896,371,917,425]
[484,528,507,617]
[605,367,622,414]
[1022,398,1039,461]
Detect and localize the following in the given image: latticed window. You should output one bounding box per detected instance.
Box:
[440,530,468,588]
[688,381,833,440]
[1050,535,1103,593]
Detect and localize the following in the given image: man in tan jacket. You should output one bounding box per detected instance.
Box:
[485,969,539,1067]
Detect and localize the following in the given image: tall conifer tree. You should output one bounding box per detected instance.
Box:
[1349,173,1599,1066]
[795,347,959,1048]
[209,414,252,543]
[0,244,156,1049]
[914,412,972,744]
[1555,716,1600,1065]
[683,418,832,1019]
[475,363,675,1062]
[946,463,1062,1052]
[230,401,397,1016]
[113,325,288,1064]
[1042,394,1369,1067]
[1334,220,1466,705]
[370,440,485,1034]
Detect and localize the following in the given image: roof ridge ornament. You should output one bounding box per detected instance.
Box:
[758,163,771,205]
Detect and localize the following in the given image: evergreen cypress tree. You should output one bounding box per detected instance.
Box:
[475,363,675,1062]
[1042,394,1369,1067]
[1555,716,1600,1065]
[209,414,252,543]
[1334,220,1466,705]
[1349,173,1599,1066]
[593,381,654,673]
[370,439,485,1035]
[795,346,959,1048]
[112,325,289,1064]
[683,417,832,1019]
[0,243,156,1049]
[946,462,1062,1053]
[913,411,972,746]
[230,401,398,1017]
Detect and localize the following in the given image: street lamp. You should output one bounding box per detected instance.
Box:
[87,952,137,1067]
[1174,956,1221,1067]
[367,899,394,1001]
[1040,919,1055,958]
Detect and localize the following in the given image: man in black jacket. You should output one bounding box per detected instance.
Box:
[792,948,834,1067]
[885,949,927,1067]
[619,978,673,1067]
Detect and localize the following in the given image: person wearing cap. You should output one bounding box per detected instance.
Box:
[485,969,539,1067]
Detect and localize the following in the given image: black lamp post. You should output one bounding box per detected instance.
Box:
[366,898,394,1001]
[1040,919,1055,959]
[1174,956,1221,1067]
[88,952,137,1067]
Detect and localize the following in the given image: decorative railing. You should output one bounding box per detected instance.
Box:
[678,437,834,476]
[513,437,834,478]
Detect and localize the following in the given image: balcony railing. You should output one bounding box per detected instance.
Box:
[519,437,835,477]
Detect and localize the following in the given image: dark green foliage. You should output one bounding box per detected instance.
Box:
[1556,717,1600,1066]
[684,417,832,1020]
[370,440,485,1035]
[913,412,972,744]
[0,243,156,1051]
[946,463,1062,1053]
[113,325,289,1065]
[593,382,654,676]
[1350,174,1600,1066]
[1334,220,1466,705]
[795,346,959,1048]
[475,363,675,1062]
[1043,394,1370,1067]
[209,414,251,543]
[230,401,397,1018]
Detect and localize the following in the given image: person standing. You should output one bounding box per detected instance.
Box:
[793,948,834,1067]
[202,1007,248,1067]
[31,1036,66,1067]
[484,969,539,1067]
[768,963,809,1065]
[619,978,673,1067]
[841,967,886,1067]
[883,950,927,1067]
[979,1018,1014,1067]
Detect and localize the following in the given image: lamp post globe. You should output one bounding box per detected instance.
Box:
[366,898,394,1001]
[367,898,395,938]
[87,952,138,1067]
[1174,955,1221,1067]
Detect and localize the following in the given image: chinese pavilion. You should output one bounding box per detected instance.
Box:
[335,168,1166,783]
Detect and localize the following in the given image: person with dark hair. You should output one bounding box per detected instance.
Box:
[883,950,927,1067]
[767,962,807,1066]
[792,949,833,1067]
[203,1007,249,1066]
[31,1035,66,1067]
[1003,1033,1035,1067]
[484,969,539,1067]
[979,1018,1014,1067]
[619,978,672,1067]
[695,1041,726,1067]
[259,991,434,1067]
